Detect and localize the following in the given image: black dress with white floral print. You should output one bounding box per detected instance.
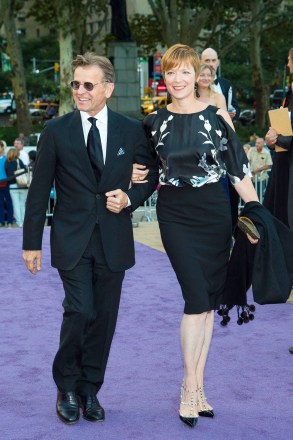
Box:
[143,105,249,188]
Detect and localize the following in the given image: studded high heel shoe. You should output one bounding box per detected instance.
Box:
[197,387,214,418]
[179,385,198,427]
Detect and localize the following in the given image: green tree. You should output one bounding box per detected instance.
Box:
[21,35,59,100]
[29,0,109,115]
[131,0,292,130]
[129,14,162,57]
[0,0,32,134]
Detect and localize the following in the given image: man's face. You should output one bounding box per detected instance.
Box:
[255,138,264,152]
[14,140,23,151]
[201,49,220,73]
[72,65,114,116]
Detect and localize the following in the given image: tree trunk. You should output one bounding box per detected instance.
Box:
[57,10,74,116]
[250,0,268,130]
[0,0,32,135]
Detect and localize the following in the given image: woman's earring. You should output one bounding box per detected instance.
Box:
[167,91,172,103]
[195,82,200,98]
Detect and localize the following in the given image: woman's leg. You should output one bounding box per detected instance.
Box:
[10,188,21,226]
[19,189,28,225]
[195,310,214,411]
[179,312,207,418]
[4,186,14,224]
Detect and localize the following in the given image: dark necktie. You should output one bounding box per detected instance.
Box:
[214,77,219,85]
[87,117,104,181]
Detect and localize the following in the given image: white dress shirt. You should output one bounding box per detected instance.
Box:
[19,149,29,166]
[80,106,131,206]
[80,105,108,163]
[212,76,223,95]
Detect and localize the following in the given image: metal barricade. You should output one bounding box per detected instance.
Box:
[238,169,271,211]
[133,191,158,222]
[45,187,158,223]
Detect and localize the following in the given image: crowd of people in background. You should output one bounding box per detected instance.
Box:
[0,135,36,228]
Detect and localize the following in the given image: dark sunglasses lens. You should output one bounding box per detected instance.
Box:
[70,81,94,91]
[83,82,94,91]
[70,81,80,90]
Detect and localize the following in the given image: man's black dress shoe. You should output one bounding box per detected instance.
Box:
[56,391,80,424]
[289,345,293,353]
[79,394,105,422]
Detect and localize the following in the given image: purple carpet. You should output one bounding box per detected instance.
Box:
[0,228,292,440]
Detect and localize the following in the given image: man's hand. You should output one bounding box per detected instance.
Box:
[131,163,149,184]
[265,127,278,148]
[23,250,42,274]
[105,189,129,213]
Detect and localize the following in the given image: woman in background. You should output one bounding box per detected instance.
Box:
[5,148,27,227]
[196,64,227,111]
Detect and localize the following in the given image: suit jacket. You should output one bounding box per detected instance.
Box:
[273,134,293,229]
[23,108,159,272]
[217,77,239,118]
[263,87,293,229]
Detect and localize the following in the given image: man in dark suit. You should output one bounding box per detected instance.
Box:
[201,47,240,232]
[22,52,158,425]
[201,48,239,120]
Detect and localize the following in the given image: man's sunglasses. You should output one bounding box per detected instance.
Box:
[69,80,110,91]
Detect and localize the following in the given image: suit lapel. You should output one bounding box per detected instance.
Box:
[68,110,97,189]
[218,78,229,104]
[98,108,120,186]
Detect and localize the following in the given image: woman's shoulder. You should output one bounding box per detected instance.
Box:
[143,108,167,128]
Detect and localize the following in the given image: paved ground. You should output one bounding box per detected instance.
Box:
[133,220,164,252]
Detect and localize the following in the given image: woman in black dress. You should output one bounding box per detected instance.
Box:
[133,44,259,427]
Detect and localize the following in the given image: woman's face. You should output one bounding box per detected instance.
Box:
[198,68,212,88]
[288,53,293,74]
[164,63,196,100]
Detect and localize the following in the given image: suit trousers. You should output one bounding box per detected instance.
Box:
[53,225,125,395]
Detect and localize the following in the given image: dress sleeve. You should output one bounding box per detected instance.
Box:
[143,113,160,161]
[217,115,250,185]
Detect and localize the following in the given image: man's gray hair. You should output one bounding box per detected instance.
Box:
[72,52,115,83]
[15,137,24,145]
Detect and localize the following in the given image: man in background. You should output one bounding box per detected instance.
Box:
[248,137,272,199]
[14,137,29,166]
[201,47,239,120]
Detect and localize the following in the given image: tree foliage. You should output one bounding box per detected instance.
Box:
[28,0,109,54]
[28,0,110,114]
[129,14,162,57]
[130,0,293,129]
[0,0,32,134]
